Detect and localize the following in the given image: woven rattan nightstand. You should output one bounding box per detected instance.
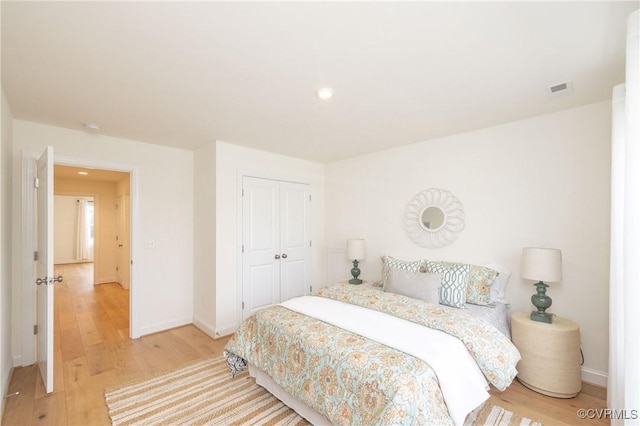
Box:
[511,312,582,398]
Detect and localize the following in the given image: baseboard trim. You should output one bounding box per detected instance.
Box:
[215,323,238,339]
[582,367,608,387]
[192,318,216,340]
[54,260,93,265]
[95,276,118,285]
[11,355,21,368]
[139,317,192,337]
[1,358,14,424]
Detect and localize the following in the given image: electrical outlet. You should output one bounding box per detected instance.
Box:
[144,239,156,249]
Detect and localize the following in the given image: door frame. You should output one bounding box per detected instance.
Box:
[19,151,141,366]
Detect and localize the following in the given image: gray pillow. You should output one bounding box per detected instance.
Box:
[385,268,442,304]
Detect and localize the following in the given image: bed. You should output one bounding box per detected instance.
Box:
[224,259,520,426]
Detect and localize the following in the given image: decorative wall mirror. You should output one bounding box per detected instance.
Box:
[404,188,465,248]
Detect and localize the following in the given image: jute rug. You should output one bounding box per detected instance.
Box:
[104,357,540,426]
[465,404,542,426]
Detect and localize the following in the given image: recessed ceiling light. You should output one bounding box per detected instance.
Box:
[83,122,100,132]
[316,88,334,100]
[78,171,89,176]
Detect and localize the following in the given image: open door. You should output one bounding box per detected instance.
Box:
[35,146,58,394]
[115,194,131,289]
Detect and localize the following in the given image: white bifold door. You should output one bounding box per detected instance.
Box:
[242,176,311,320]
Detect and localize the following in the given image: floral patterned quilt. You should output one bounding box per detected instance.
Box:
[224,284,520,425]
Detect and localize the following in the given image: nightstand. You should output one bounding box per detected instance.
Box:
[511,312,582,398]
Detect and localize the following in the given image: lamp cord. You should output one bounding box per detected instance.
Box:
[580,348,584,366]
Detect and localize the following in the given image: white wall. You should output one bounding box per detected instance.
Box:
[193,141,216,336]
[208,141,325,337]
[11,120,194,366]
[1,88,14,419]
[325,101,612,385]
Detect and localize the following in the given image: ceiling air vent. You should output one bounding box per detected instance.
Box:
[548,80,573,98]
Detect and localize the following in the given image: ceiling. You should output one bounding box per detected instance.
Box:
[2,1,638,163]
[54,165,129,182]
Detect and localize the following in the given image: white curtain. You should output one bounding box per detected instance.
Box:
[609,10,639,423]
[75,199,93,261]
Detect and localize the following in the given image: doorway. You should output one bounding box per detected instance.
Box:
[53,195,95,264]
[20,151,141,378]
[51,164,132,377]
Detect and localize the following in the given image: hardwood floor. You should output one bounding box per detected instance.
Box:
[2,263,608,425]
[2,263,229,426]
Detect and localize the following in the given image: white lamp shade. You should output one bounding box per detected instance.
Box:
[346,239,366,260]
[520,247,562,283]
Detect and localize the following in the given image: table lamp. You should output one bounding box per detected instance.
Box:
[520,247,562,323]
[346,239,366,284]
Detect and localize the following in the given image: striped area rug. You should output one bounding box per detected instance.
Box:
[105,357,540,426]
[465,404,543,426]
[104,357,309,426]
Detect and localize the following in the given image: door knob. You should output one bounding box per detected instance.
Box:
[274,254,280,259]
[282,253,288,259]
[36,276,63,286]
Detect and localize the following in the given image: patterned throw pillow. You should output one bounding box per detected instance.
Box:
[425,261,469,308]
[380,255,426,289]
[466,265,498,306]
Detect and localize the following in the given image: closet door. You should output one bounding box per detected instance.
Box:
[279,182,311,301]
[242,177,281,319]
[242,177,311,320]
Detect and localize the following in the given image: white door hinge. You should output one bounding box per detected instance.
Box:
[34,251,38,261]
[34,177,40,188]
[33,325,38,335]
[242,301,245,309]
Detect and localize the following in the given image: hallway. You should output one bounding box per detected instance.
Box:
[2,263,228,425]
[55,263,129,366]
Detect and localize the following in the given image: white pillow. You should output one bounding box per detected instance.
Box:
[385,267,442,304]
[485,263,512,303]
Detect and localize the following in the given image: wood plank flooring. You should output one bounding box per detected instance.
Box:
[2,263,608,425]
[2,264,228,426]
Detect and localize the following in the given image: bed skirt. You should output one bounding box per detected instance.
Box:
[249,364,331,426]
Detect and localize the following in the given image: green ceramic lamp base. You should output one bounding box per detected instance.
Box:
[349,260,362,285]
[530,311,553,323]
[530,281,553,323]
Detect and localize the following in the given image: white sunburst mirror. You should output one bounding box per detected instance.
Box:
[404,188,465,248]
